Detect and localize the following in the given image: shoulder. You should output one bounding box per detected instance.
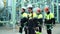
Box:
[50,13,54,15]
[33,12,37,15]
[24,12,27,14]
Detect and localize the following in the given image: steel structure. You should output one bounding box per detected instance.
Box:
[0,0,60,28]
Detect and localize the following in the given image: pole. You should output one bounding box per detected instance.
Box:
[57,0,59,23]
[52,0,54,14]
[21,0,24,7]
[12,0,16,29]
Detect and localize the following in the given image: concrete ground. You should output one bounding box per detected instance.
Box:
[0,24,60,34]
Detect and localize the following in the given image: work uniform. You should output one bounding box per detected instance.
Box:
[45,12,55,34]
[27,12,37,34]
[19,12,28,34]
[36,13,43,34]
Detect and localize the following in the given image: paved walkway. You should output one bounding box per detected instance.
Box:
[0,24,60,34]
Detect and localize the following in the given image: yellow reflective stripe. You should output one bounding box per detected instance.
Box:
[38,14,43,19]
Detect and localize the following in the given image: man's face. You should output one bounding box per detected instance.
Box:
[28,8,32,12]
[21,8,24,12]
[44,7,49,13]
[45,11,49,13]
[37,9,41,14]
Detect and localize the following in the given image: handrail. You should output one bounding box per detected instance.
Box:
[0,21,9,23]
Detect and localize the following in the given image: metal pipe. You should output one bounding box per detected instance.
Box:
[57,0,59,23]
[12,0,16,28]
[52,0,54,14]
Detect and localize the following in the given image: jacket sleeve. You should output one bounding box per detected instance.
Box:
[51,18,55,24]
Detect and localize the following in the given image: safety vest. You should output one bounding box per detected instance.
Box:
[21,12,28,18]
[37,14,43,19]
[45,13,54,20]
[28,12,37,19]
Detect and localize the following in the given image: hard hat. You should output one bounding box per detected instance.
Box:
[44,6,49,12]
[21,6,26,9]
[27,4,33,8]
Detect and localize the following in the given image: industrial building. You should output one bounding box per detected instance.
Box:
[0,0,60,34]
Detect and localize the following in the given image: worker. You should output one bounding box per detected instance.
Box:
[35,8,43,34]
[26,4,37,34]
[44,6,55,34]
[19,7,28,34]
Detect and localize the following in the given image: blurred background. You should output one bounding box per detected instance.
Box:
[0,0,60,34]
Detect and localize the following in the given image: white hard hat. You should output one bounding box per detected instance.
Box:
[27,4,33,8]
[22,7,26,9]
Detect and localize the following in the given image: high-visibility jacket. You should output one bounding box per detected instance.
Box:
[45,12,55,24]
[37,14,43,19]
[20,12,28,26]
[20,12,28,19]
[28,12,37,19]
[45,13,54,20]
[37,13,43,25]
[27,12,37,27]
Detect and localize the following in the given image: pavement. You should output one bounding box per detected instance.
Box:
[0,24,60,34]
